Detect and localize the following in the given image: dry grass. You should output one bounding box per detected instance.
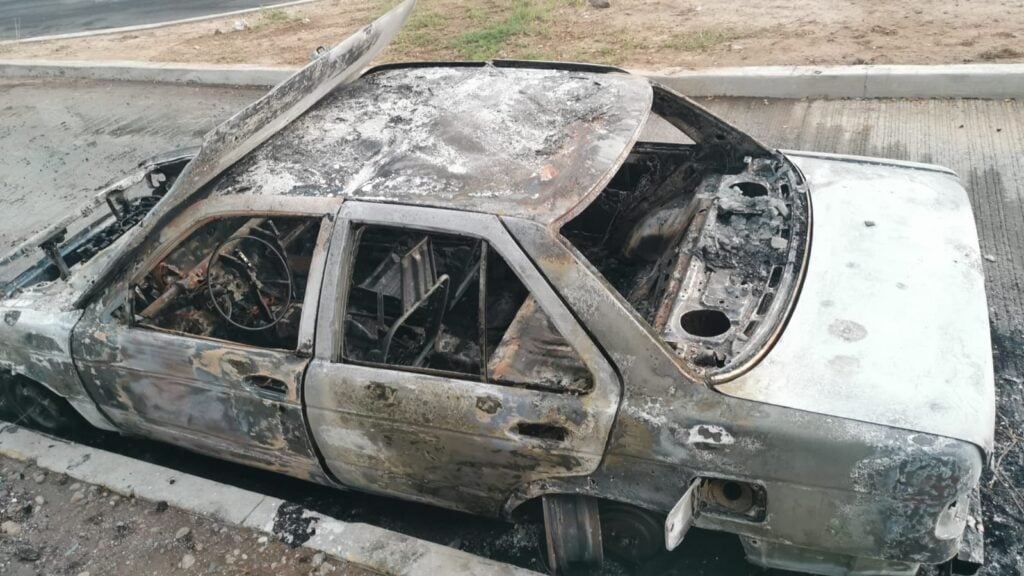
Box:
[1,0,1023,70]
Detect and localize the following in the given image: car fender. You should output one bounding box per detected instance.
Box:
[0,290,117,431]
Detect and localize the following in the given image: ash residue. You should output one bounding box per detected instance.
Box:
[697,175,792,282]
[272,502,318,547]
[975,328,1024,576]
[208,65,652,223]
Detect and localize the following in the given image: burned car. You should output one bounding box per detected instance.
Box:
[0,2,994,575]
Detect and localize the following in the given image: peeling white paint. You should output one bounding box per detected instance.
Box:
[686,424,735,446]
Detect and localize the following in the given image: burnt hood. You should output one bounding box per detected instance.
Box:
[71,0,417,306]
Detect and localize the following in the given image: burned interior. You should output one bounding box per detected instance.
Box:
[562,87,809,375]
[343,225,592,393]
[131,216,321,350]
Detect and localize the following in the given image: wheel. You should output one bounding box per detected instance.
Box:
[600,502,665,565]
[542,495,603,575]
[6,378,80,434]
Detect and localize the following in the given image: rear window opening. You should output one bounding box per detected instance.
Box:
[560,85,809,375]
[560,142,807,373]
[561,143,704,323]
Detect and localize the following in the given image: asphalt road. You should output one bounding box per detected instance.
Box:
[1,77,1022,575]
[0,0,304,41]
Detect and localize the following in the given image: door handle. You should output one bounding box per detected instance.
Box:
[516,422,568,442]
[243,375,289,396]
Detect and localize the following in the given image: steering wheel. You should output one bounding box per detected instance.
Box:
[207,235,293,331]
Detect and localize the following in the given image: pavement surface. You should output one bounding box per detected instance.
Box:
[0,77,260,282]
[0,0,306,41]
[0,77,1022,575]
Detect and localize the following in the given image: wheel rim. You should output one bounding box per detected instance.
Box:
[542,495,603,575]
[12,382,63,431]
[600,503,664,564]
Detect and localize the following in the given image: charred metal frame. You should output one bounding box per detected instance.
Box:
[305,201,620,515]
[502,214,982,570]
[70,195,341,481]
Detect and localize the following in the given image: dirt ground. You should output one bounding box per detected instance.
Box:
[0,0,1022,70]
[0,456,375,576]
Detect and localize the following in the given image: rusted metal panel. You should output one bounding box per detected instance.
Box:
[0,291,119,430]
[305,202,620,515]
[70,195,339,482]
[305,363,602,515]
[487,295,593,393]
[504,215,984,565]
[75,326,326,480]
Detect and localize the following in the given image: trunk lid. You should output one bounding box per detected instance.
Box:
[716,151,995,453]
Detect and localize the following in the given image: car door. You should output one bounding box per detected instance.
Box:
[305,202,621,515]
[72,197,336,481]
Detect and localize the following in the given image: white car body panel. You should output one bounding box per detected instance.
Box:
[718,152,995,453]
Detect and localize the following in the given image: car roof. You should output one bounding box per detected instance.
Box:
[206,63,653,226]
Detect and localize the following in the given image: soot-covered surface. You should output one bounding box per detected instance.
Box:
[207,65,652,224]
[82,96,1024,576]
[681,98,1024,576]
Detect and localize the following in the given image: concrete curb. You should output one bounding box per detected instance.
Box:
[646,64,1024,99]
[0,423,539,576]
[0,59,294,87]
[0,0,318,45]
[2,59,1024,98]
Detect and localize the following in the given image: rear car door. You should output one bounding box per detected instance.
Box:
[72,197,335,481]
[306,203,621,515]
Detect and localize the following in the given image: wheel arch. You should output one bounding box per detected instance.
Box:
[504,477,669,521]
[509,484,670,569]
[1,370,116,432]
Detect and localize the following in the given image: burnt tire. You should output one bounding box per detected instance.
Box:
[542,495,604,575]
[599,502,665,565]
[5,377,81,434]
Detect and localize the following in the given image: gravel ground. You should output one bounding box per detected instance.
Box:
[0,456,376,576]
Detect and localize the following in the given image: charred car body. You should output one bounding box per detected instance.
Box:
[0,2,994,575]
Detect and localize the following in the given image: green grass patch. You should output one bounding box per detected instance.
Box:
[255,7,300,28]
[393,9,448,50]
[449,1,559,60]
[663,28,739,52]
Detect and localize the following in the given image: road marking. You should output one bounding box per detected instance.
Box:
[0,0,320,45]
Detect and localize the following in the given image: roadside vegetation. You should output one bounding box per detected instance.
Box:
[255,7,302,28]
[1,0,1022,70]
[390,0,586,62]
